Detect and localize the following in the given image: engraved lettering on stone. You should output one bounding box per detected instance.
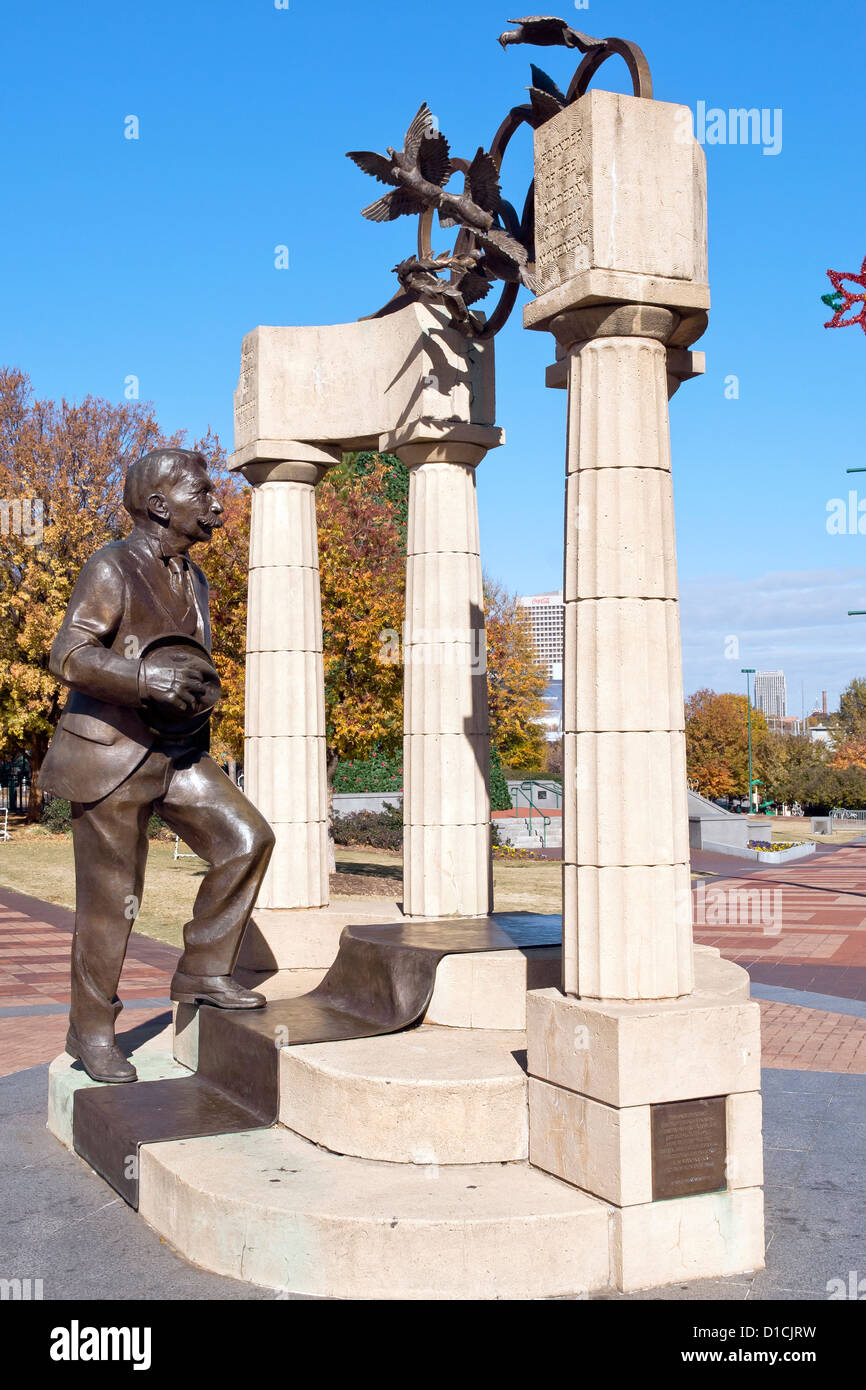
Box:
[235,341,258,444]
[535,127,590,294]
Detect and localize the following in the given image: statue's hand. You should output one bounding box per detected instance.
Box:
[141,653,221,714]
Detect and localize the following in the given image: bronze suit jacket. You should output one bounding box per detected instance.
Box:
[39,529,212,804]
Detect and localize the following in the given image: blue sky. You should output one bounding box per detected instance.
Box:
[2,0,865,712]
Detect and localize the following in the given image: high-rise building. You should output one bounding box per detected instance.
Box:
[518,591,564,681]
[518,591,564,741]
[754,670,787,719]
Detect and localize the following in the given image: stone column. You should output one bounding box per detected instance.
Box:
[241,444,340,911]
[522,87,764,1291]
[559,303,692,1000]
[381,425,503,919]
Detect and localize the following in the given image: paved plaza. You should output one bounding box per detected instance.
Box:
[2,840,866,1299]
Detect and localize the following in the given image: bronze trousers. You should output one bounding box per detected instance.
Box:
[69,748,275,1044]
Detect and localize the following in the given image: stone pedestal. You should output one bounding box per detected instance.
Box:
[523,88,763,1290]
[380,424,503,918]
[239,445,340,912]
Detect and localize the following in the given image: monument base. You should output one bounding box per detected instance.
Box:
[48,944,763,1298]
[525,952,765,1291]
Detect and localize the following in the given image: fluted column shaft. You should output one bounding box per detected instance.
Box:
[560,306,693,1000]
[398,438,495,918]
[242,450,339,910]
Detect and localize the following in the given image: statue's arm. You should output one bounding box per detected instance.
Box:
[49,553,143,708]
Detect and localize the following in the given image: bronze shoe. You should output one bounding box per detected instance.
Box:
[66,1032,138,1084]
[170,971,266,1009]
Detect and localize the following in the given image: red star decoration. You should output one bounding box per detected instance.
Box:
[825,256,866,333]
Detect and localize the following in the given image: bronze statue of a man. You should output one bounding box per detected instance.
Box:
[39,447,275,1084]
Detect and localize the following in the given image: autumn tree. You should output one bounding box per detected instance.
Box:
[317,456,546,770]
[317,454,406,762]
[195,470,250,767]
[684,688,770,799]
[0,367,232,817]
[485,576,547,768]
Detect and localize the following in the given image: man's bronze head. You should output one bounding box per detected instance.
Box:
[124,448,223,553]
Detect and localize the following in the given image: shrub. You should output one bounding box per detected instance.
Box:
[148,812,171,840]
[489,744,512,812]
[333,752,403,794]
[332,802,403,850]
[42,797,72,833]
[42,799,171,839]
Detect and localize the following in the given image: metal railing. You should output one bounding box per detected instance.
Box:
[510,782,553,848]
[0,780,30,813]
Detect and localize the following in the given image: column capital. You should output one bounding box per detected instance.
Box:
[379,422,504,469]
[230,440,342,487]
[547,304,678,353]
[531,301,710,358]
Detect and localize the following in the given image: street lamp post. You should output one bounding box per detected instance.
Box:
[742,668,755,814]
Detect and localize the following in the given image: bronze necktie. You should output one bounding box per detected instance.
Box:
[166,556,197,635]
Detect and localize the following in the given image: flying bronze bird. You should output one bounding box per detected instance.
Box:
[526,62,568,125]
[498,15,605,51]
[393,250,492,328]
[347,104,452,223]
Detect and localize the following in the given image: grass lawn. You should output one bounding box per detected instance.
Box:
[4,814,856,949]
[761,815,866,846]
[0,833,564,947]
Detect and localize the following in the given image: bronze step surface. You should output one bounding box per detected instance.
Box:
[73,913,562,1206]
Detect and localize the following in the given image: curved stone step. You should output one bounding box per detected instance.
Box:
[138,1124,611,1300]
[279,1025,528,1164]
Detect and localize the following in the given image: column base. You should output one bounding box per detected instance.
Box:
[403,823,492,919]
[526,968,764,1291]
[613,1188,764,1293]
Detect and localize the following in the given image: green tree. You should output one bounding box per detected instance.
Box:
[832,678,866,741]
[489,743,512,811]
[764,733,831,808]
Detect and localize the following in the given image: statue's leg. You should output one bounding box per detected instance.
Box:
[156,753,275,978]
[68,757,160,1047]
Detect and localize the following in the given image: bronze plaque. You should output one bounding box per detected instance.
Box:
[651,1096,727,1201]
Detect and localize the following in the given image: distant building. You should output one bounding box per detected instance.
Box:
[809,725,834,747]
[754,670,787,719]
[539,679,563,740]
[766,714,804,735]
[518,591,564,681]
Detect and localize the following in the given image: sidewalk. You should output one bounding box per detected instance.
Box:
[0,875,863,1300]
[0,887,177,1078]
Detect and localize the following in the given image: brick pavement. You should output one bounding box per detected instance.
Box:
[692,843,866,1003]
[692,841,866,1071]
[0,886,177,1077]
[758,999,866,1072]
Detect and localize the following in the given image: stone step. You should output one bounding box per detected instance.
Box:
[279,1025,529,1164]
[137,1122,612,1300]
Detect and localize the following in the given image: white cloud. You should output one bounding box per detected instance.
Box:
[680,567,866,710]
